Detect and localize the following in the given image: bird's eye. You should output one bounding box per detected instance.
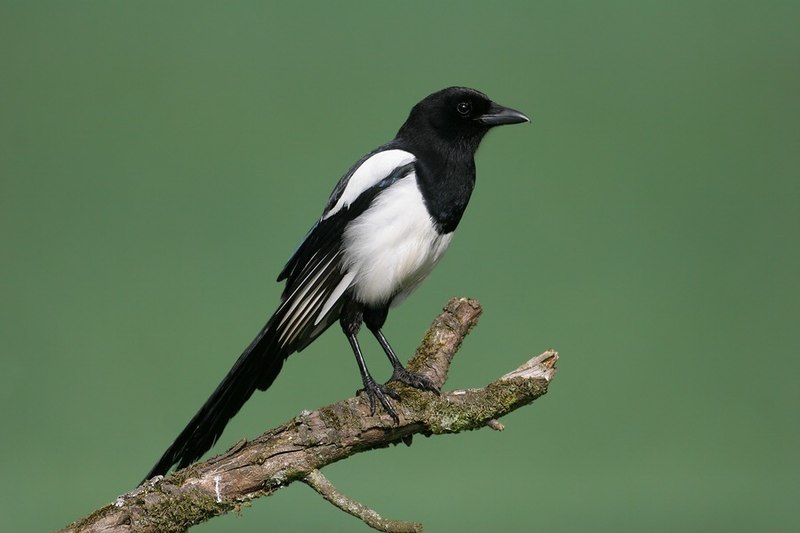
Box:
[456,101,472,116]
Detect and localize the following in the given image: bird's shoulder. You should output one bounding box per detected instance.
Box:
[322,142,418,220]
[277,141,418,286]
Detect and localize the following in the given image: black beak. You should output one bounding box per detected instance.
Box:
[477,102,530,126]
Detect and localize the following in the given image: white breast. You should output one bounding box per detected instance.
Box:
[341,173,453,307]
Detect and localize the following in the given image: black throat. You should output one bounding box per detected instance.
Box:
[394,134,481,235]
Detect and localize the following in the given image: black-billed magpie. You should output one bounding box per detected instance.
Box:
[144,87,528,481]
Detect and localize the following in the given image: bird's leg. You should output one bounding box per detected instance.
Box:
[362,305,439,394]
[346,333,400,421]
[371,328,439,394]
[341,302,400,421]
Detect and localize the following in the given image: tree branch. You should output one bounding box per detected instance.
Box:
[303,469,423,533]
[61,297,558,533]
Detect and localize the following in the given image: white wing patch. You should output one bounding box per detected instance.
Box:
[278,254,336,327]
[322,149,415,220]
[314,271,356,325]
[277,252,341,347]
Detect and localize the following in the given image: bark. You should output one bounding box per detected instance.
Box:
[61,297,558,533]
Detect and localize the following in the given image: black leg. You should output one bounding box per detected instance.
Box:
[363,306,439,394]
[372,328,405,370]
[372,329,440,394]
[345,333,400,421]
[340,301,400,421]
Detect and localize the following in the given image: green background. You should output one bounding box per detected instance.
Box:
[2,2,798,532]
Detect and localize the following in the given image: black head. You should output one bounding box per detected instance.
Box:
[396,87,529,150]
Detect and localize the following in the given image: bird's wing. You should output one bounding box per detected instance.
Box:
[321,147,415,219]
[277,145,414,283]
[273,148,417,350]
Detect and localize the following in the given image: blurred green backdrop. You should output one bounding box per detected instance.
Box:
[2,1,798,532]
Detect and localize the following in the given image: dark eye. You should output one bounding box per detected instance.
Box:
[456,101,472,116]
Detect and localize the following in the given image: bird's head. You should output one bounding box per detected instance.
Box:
[397,87,529,150]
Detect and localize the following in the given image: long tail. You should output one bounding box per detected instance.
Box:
[142,318,287,482]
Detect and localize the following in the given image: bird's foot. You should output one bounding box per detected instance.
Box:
[388,366,440,395]
[358,379,401,422]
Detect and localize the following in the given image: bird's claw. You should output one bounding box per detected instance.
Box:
[388,367,440,395]
[358,380,401,422]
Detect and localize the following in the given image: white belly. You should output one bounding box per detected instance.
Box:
[341,173,453,307]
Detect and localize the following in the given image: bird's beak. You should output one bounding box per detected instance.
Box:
[477,102,530,126]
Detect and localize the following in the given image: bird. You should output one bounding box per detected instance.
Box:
[143,86,529,482]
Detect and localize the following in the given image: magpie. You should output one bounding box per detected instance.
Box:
[143,87,529,481]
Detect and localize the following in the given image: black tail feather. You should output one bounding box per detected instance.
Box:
[142,320,286,483]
